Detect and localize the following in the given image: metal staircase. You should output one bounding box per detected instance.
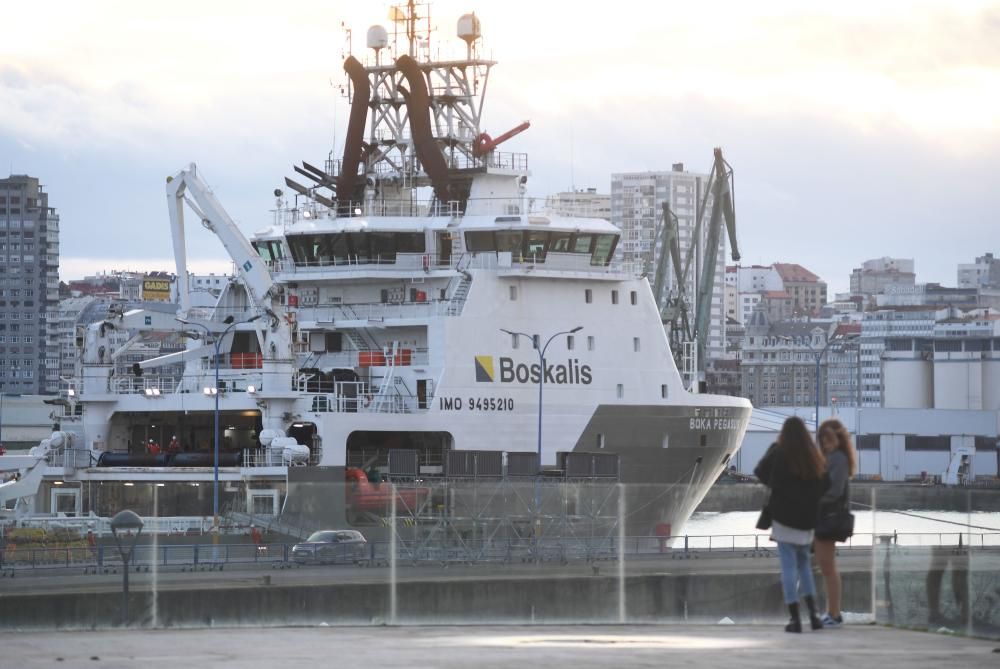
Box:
[340,328,373,352]
[446,273,472,316]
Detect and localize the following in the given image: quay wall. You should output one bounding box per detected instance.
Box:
[696,482,1000,513]
[0,570,872,630]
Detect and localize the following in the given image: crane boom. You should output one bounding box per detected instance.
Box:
[166,163,277,318]
[652,148,740,383]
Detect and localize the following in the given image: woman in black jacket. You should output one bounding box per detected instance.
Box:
[755,416,827,633]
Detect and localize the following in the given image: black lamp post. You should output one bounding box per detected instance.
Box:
[110,509,144,626]
[177,315,260,535]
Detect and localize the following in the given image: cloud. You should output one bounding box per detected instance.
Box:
[0,0,994,297]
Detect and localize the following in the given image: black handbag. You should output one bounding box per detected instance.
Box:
[816,479,854,541]
[816,503,854,541]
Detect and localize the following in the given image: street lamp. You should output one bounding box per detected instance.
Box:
[500,326,583,470]
[803,332,858,434]
[110,509,144,626]
[176,314,260,534]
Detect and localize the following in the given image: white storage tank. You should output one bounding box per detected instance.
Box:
[882,356,932,409]
[982,354,1000,410]
[933,355,983,410]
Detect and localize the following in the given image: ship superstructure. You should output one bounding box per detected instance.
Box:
[0,2,751,537]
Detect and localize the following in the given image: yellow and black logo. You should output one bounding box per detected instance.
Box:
[474,356,495,382]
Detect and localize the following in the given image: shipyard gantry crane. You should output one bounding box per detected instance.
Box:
[652,148,740,389]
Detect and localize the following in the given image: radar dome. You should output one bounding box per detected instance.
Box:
[457,14,481,45]
[367,25,389,51]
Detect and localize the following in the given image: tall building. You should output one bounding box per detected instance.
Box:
[0,175,60,394]
[610,165,726,361]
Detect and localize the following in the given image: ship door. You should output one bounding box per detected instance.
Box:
[437,233,452,266]
[247,489,280,516]
[50,487,81,517]
[417,379,432,410]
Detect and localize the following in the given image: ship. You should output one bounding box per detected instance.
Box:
[0,1,751,543]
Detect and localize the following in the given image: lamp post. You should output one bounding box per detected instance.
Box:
[500,326,583,469]
[110,509,144,626]
[177,314,260,535]
[804,332,858,434]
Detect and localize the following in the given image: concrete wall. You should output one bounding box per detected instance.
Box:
[0,569,873,630]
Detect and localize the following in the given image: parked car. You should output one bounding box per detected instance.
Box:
[291,530,368,565]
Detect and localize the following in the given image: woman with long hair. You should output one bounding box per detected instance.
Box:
[755,416,827,633]
[814,418,857,628]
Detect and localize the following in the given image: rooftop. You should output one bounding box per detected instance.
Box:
[772,262,821,283]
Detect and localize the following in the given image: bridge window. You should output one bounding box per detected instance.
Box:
[287,231,424,265]
[462,229,619,266]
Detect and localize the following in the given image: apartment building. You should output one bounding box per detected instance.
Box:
[0,175,60,394]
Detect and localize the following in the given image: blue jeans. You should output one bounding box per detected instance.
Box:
[777,541,816,604]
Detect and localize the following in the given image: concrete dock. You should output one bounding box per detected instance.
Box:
[4,624,997,668]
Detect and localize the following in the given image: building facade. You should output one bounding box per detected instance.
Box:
[610,165,726,361]
[957,252,1000,290]
[0,175,60,394]
[544,188,611,220]
[859,305,940,406]
[850,257,916,306]
[741,308,834,407]
[773,263,827,316]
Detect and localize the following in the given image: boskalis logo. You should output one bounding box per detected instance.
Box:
[474,355,592,385]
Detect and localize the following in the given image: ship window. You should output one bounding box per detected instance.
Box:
[585,289,592,304]
[587,336,595,351]
[496,230,523,254]
[571,234,593,254]
[549,232,572,252]
[591,234,618,266]
[525,231,547,260]
[252,241,272,261]
[611,290,619,305]
[661,384,668,399]
[633,337,640,352]
[465,230,495,252]
[630,291,638,305]
[567,335,575,350]
[511,333,519,349]
[596,433,605,449]
[509,285,517,301]
[616,384,624,399]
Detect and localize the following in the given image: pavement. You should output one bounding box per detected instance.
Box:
[3,624,998,668]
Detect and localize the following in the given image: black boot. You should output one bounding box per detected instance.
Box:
[804,595,822,630]
[785,603,802,633]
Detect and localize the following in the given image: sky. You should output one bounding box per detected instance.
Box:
[1,0,998,296]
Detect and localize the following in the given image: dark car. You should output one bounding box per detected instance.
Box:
[291,530,368,565]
